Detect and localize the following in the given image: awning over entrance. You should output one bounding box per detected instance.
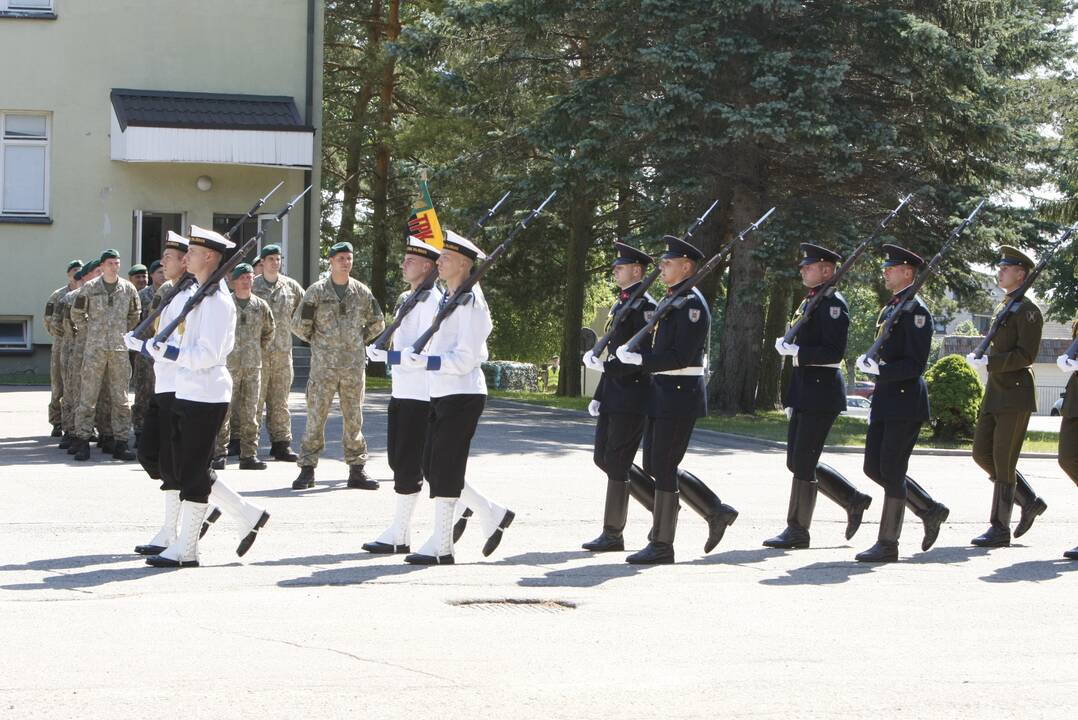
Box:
[109,89,314,168]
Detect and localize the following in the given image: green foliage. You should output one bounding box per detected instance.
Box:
[953,319,980,336]
[925,354,983,440]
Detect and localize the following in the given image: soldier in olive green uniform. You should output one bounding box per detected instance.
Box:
[45,260,83,436]
[132,260,163,443]
[965,246,1047,547]
[70,249,141,462]
[291,241,384,490]
[252,244,305,462]
[56,265,87,448]
[214,263,276,470]
[1056,322,1078,559]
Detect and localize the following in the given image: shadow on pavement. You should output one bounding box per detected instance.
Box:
[278,562,429,587]
[1,561,240,591]
[517,562,656,588]
[686,547,788,566]
[252,552,377,567]
[980,558,1078,583]
[759,560,877,586]
[0,553,134,573]
[495,550,594,566]
[906,545,992,564]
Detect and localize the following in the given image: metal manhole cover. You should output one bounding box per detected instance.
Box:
[448,598,576,613]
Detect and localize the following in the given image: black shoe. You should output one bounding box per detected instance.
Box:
[292,466,315,490]
[67,440,79,455]
[971,482,1015,547]
[763,478,816,549]
[626,541,675,564]
[236,511,270,557]
[347,465,379,490]
[582,531,625,552]
[73,439,91,461]
[200,507,222,539]
[98,436,115,454]
[211,456,226,470]
[362,541,411,554]
[271,441,299,462]
[58,433,73,450]
[762,527,810,549]
[239,456,267,470]
[856,497,904,563]
[1064,547,1078,560]
[404,552,454,565]
[146,555,198,568]
[112,441,135,461]
[482,510,515,557]
[1013,471,1046,539]
[51,424,62,437]
[226,438,241,457]
[134,543,168,556]
[453,508,473,542]
[918,503,949,552]
[855,540,898,562]
[626,490,678,564]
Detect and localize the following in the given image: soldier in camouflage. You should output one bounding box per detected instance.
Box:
[45,259,83,437]
[291,241,384,490]
[70,249,141,462]
[252,244,305,462]
[56,263,88,449]
[213,263,275,470]
[132,260,164,445]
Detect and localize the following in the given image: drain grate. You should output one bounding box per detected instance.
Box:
[448,598,576,613]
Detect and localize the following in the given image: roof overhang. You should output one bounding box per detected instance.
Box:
[109,89,314,169]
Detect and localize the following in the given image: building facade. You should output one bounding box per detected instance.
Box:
[0,0,323,372]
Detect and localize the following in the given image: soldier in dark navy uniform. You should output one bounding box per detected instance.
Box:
[581,242,660,551]
[764,243,872,549]
[615,236,736,564]
[854,245,949,562]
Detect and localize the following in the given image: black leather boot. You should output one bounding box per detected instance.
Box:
[763,478,816,549]
[678,470,737,553]
[856,496,904,562]
[582,479,629,552]
[626,490,679,564]
[58,432,73,450]
[1064,547,1078,560]
[226,438,240,457]
[971,482,1015,547]
[112,440,135,461]
[292,466,315,490]
[239,456,267,470]
[211,456,226,470]
[905,476,949,551]
[271,441,299,462]
[816,463,872,539]
[98,436,115,454]
[51,424,62,437]
[347,464,379,490]
[1013,470,1046,538]
[627,464,656,511]
[73,438,92,461]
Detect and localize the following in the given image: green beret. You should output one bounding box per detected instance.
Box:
[998,245,1034,270]
[99,248,120,262]
[328,241,354,257]
[73,267,86,280]
[128,264,147,276]
[260,244,282,259]
[231,263,254,280]
[67,259,83,272]
[83,258,100,273]
[147,260,162,274]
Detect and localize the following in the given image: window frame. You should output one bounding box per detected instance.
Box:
[0,316,33,354]
[0,111,51,218]
[1,0,54,13]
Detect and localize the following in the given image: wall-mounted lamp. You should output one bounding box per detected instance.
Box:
[196,175,213,192]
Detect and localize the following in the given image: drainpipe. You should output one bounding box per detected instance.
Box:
[302,0,316,286]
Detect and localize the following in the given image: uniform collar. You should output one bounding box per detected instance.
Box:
[666,278,691,296]
[619,281,642,302]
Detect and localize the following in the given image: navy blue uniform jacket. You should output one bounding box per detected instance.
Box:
[783,287,849,414]
[869,294,932,422]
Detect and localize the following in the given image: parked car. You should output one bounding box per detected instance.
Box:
[850,380,875,399]
[843,395,872,419]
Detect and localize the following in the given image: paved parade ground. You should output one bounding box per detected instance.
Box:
[2,386,1076,718]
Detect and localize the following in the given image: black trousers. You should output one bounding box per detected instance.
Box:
[138,392,178,492]
[863,418,922,499]
[387,397,430,495]
[170,399,229,504]
[593,411,647,484]
[642,416,697,492]
[787,411,838,481]
[422,394,485,498]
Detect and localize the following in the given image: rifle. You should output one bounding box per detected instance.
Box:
[624,207,776,353]
[153,184,313,346]
[409,190,557,353]
[131,181,285,339]
[979,221,1076,359]
[783,193,915,344]
[371,189,512,351]
[590,198,721,357]
[865,199,986,362]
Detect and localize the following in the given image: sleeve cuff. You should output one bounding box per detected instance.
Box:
[387,350,402,366]
[163,345,180,361]
[426,355,442,371]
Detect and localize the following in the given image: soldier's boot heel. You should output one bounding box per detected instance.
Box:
[626,490,678,565]
[816,463,871,539]
[677,470,736,553]
[292,466,315,490]
[271,441,299,462]
[1013,471,1046,539]
[763,478,815,549]
[971,482,1015,547]
[73,439,91,462]
[905,476,948,551]
[583,479,629,552]
[856,497,904,562]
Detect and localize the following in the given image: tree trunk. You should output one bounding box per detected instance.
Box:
[557,176,592,397]
[755,276,795,410]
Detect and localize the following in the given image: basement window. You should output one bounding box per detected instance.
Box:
[0,316,32,352]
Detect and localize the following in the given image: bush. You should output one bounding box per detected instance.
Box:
[482,361,540,391]
[925,354,982,440]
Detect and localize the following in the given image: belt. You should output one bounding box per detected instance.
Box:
[655,367,705,377]
[793,359,842,369]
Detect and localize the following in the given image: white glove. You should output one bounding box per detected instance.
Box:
[774,337,799,357]
[399,347,428,370]
[588,399,601,417]
[784,407,794,420]
[582,350,604,373]
[965,352,988,368]
[615,345,642,366]
[856,354,880,376]
[365,344,387,363]
[123,332,144,353]
[1057,354,1078,373]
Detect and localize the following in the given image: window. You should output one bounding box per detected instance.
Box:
[0,316,32,352]
[2,0,53,11]
[1,112,50,217]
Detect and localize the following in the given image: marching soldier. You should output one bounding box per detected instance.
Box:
[364,237,443,554]
[391,231,515,564]
[252,244,305,462]
[965,246,1047,547]
[614,236,736,564]
[144,227,270,568]
[132,260,163,444]
[765,243,872,549]
[291,241,385,490]
[854,245,950,562]
[213,263,275,470]
[1056,323,1078,560]
[44,259,82,437]
[70,250,141,462]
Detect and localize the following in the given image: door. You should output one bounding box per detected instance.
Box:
[131,210,184,266]
[212,213,287,266]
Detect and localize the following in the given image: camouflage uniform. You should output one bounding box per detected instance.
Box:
[215,293,275,458]
[292,277,384,468]
[56,289,80,437]
[44,285,70,429]
[71,276,141,440]
[131,284,158,435]
[253,273,305,444]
